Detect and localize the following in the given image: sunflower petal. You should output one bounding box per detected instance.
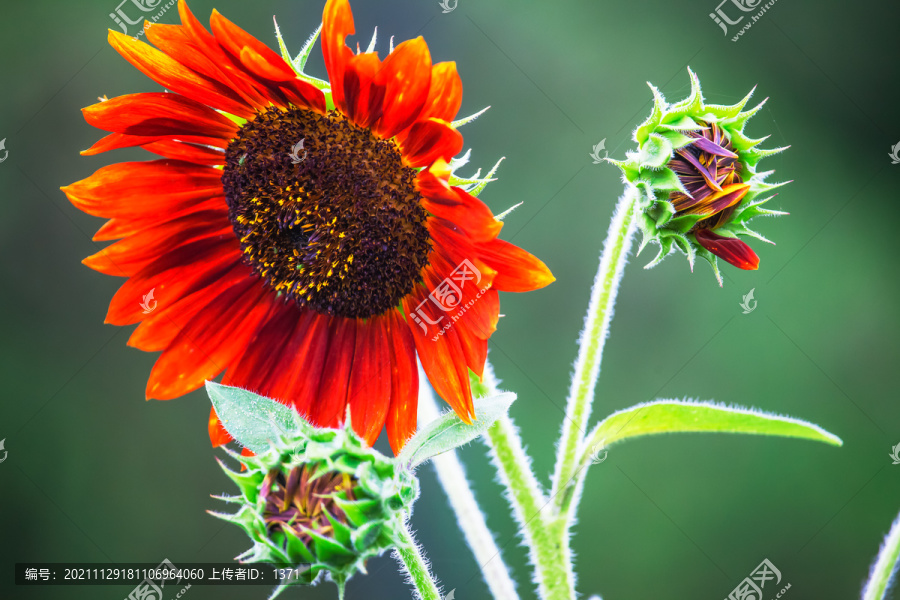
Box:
[82,93,238,139]
[107,236,240,326]
[477,238,555,292]
[417,62,462,124]
[83,210,229,276]
[108,29,252,118]
[146,278,273,400]
[209,405,233,447]
[403,287,475,423]
[401,118,463,168]
[385,310,418,454]
[348,315,392,445]
[322,0,356,113]
[127,261,248,352]
[62,160,223,217]
[694,229,760,270]
[342,53,385,128]
[373,37,431,139]
[311,317,356,427]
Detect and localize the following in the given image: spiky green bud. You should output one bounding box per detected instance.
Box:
[211,421,417,598]
[609,68,789,284]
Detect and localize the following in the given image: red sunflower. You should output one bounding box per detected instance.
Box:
[63,0,554,453]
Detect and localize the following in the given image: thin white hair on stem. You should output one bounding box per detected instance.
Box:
[863,508,900,600]
[417,363,521,600]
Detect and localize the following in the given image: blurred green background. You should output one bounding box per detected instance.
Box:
[2,0,899,598]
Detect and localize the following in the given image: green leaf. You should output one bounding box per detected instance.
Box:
[205,381,298,454]
[398,392,517,467]
[584,400,842,458]
[863,509,900,600]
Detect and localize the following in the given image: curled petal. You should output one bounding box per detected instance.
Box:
[322,0,356,112]
[694,228,760,270]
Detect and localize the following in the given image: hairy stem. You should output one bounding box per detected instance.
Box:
[551,188,638,513]
[417,369,520,600]
[480,363,575,600]
[394,518,442,600]
[863,508,900,600]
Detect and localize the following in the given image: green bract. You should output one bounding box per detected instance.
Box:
[211,421,417,599]
[609,68,789,283]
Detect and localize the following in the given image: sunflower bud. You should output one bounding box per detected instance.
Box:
[211,422,418,597]
[610,68,788,284]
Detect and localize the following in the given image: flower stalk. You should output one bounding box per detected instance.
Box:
[551,187,638,514]
[478,364,576,600]
[416,367,520,600]
[394,519,443,600]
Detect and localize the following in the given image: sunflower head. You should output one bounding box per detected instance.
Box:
[63,0,554,455]
[610,68,788,284]
[212,421,417,595]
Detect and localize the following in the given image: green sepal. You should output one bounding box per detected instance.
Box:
[634,84,665,145]
[658,114,705,132]
[660,130,696,150]
[333,496,380,526]
[308,528,357,565]
[351,521,384,552]
[216,458,264,504]
[638,133,673,169]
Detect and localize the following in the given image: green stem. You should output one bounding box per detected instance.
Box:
[863,508,900,600]
[394,519,442,600]
[480,364,575,600]
[551,188,638,513]
[417,370,521,600]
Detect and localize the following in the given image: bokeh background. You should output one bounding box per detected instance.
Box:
[2,0,899,598]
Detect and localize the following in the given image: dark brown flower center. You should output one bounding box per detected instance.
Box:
[222,107,431,318]
[261,464,355,545]
[667,121,748,230]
